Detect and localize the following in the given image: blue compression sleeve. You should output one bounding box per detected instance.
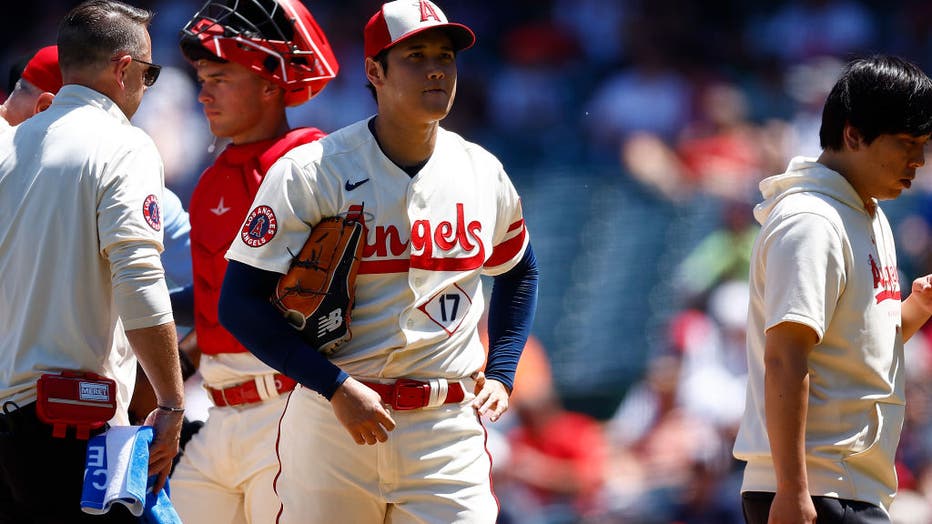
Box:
[160,188,193,289]
[169,284,194,327]
[485,243,539,390]
[218,261,349,399]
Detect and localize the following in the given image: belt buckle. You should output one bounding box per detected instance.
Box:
[392,379,429,410]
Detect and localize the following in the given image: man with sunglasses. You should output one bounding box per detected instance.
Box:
[169,1,338,522]
[0,1,184,521]
[0,45,198,422]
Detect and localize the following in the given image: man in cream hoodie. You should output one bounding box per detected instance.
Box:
[735,55,932,524]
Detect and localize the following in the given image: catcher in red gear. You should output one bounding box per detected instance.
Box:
[169,1,338,522]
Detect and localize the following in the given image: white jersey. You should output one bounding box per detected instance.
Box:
[0,85,172,421]
[734,157,904,512]
[226,118,529,380]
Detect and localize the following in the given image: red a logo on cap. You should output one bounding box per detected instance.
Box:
[419,0,441,22]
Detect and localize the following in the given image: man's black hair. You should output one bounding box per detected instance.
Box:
[820,55,932,150]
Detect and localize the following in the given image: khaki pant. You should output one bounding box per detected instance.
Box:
[171,394,288,524]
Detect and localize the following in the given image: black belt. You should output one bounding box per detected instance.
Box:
[0,402,108,439]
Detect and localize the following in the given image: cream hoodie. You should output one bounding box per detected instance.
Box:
[734,157,904,513]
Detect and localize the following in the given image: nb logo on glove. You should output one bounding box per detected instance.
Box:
[318,309,343,336]
[270,216,364,356]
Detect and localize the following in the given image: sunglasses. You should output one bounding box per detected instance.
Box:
[112,56,162,87]
[132,57,162,87]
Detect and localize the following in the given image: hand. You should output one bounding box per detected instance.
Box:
[143,407,184,494]
[471,372,510,422]
[768,489,817,524]
[911,275,932,314]
[330,378,396,445]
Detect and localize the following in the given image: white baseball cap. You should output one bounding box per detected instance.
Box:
[364,0,475,59]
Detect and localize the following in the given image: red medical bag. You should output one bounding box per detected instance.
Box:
[36,371,116,439]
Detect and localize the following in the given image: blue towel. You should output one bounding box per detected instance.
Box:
[81,425,181,523]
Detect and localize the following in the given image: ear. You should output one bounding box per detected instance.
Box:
[260,80,283,100]
[842,123,864,151]
[111,54,133,89]
[34,92,54,114]
[365,57,385,88]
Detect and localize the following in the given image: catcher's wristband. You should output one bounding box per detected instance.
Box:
[157,405,185,413]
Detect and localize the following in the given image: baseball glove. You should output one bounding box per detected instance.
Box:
[270,216,365,355]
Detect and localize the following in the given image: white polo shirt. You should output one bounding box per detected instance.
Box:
[0,85,172,421]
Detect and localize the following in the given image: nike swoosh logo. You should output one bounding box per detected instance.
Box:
[210,196,231,216]
[345,178,370,191]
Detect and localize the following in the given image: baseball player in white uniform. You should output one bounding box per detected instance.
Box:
[735,55,932,524]
[219,1,539,522]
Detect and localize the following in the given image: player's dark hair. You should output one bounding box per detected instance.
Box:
[365,50,389,102]
[58,0,153,74]
[820,55,932,150]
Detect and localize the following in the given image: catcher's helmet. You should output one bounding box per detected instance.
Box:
[180,0,339,106]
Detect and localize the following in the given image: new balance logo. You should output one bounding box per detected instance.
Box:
[345,178,370,191]
[318,309,343,336]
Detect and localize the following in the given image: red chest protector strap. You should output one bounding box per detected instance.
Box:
[257,127,326,174]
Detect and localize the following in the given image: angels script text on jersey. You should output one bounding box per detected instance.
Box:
[360,203,484,272]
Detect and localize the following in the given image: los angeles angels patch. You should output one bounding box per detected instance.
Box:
[241,205,278,247]
[142,194,161,231]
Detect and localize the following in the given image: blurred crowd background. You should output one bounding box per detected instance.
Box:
[8,0,932,522]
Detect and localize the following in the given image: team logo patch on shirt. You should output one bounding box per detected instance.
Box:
[142,194,161,231]
[241,205,278,247]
